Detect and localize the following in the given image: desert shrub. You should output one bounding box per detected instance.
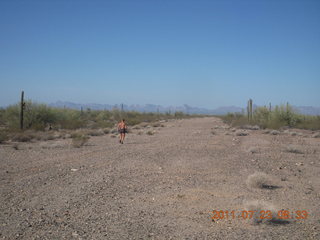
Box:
[0,101,199,132]
[86,129,104,136]
[103,128,110,134]
[253,107,271,128]
[312,132,320,138]
[286,145,303,154]
[71,133,89,148]
[174,111,185,119]
[269,130,280,135]
[0,130,9,143]
[246,172,277,189]
[235,130,249,136]
[152,122,161,127]
[40,133,56,141]
[11,131,35,142]
[132,125,141,130]
[0,108,5,125]
[295,115,320,130]
[221,113,247,126]
[247,147,259,154]
[244,201,285,225]
[22,101,58,130]
[146,130,155,135]
[55,109,86,129]
[219,104,319,130]
[240,125,260,130]
[2,104,20,129]
[12,143,19,150]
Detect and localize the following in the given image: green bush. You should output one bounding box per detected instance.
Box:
[220,104,320,130]
[221,112,247,126]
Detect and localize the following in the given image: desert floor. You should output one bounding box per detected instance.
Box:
[1,117,319,239]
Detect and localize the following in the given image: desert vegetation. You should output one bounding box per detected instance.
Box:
[221,104,320,130]
[0,101,195,144]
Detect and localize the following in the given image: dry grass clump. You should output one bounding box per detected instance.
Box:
[312,132,320,138]
[86,129,104,136]
[103,128,110,134]
[71,133,90,148]
[247,147,259,154]
[241,125,260,130]
[246,172,277,189]
[64,133,72,139]
[235,130,249,136]
[110,134,117,138]
[36,132,57,141]
[12,143,19,150]
[11,131,36,142]
[244,200,278,225]
[140,122,149,128]
[152,122,161,127]
[286,145,303,154]
[7,130,62,143]
[270,130,280,135]
[285,131,302,136]
[146,130,155,135]
[40,142,64,149]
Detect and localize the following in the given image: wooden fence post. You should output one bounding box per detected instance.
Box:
[247,100,250,121]
[20,91,25,130]
[247,99,253,122]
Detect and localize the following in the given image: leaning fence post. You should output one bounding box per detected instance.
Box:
[20,91,25,130]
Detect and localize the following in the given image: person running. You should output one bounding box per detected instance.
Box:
[117,119,127,144]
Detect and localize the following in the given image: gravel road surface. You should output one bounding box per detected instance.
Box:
[1,117,319,239]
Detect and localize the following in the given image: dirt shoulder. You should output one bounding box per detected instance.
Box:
[0,117,319,239]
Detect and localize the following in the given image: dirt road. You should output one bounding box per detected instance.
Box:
[1,117,319,239]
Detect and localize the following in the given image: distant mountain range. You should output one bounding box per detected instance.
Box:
[49,101,320,116]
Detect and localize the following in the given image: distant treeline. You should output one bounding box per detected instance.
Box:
[220,104,320,130]
[0,101,194,131]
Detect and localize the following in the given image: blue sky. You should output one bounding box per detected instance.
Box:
[0,0,319,108]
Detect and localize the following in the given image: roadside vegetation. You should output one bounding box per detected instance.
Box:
[0,101,196,143]
[220,104,320,130]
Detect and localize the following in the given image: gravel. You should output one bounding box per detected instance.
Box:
[1,117,319,239]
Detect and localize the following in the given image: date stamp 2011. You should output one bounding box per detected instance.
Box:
[211,210,308,220]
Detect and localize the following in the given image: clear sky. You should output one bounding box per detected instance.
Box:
[0,0,319,108]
